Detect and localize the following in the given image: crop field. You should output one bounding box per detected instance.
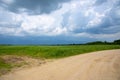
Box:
[0,45,120,59]
[0,45,120,75]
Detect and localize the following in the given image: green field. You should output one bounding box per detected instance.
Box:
[0,45,120,59]
[0,45,120,75]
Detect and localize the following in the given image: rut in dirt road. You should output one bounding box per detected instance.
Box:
[1,49,120,80]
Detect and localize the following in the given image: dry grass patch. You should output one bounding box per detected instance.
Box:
[0,55,47,76]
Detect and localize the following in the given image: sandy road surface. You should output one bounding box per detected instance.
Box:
[0,49,120,80]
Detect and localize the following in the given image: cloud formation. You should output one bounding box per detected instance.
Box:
[0,0,71,14]
[0,0,120,44]
[94,0,107,5]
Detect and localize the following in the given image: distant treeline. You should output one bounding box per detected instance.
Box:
[66,39,120,45]
[85,39,120,45]
[0,44,12,46]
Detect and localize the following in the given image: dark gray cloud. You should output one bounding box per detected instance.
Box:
[0,0,71,14]
[0,34,96,44]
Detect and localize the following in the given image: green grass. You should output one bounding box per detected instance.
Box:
[0,45,120,59]
[0,58,12,75]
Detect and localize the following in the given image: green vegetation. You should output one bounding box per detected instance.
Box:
[114,39,120,45]
[0,45,120,59]
[85,39,120,45]
[0,56,27,76]
[0,58,12,75]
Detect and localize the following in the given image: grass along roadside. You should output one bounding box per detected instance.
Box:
[0,57,12,76]
[0,55,46,76]
[0,45,120,76]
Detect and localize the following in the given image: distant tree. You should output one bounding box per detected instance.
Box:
[114,39,120,45]
[86,41,106,45]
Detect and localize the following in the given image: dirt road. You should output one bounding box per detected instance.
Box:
[1,49,120,80]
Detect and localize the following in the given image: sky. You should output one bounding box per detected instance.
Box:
[0,0,120,44]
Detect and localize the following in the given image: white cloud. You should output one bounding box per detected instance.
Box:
[21,14,55,34]
[87,12,105,27]
[0,0,119,42]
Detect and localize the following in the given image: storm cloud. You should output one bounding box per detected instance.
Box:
[0,0,120,44]
[0,0,71,14]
